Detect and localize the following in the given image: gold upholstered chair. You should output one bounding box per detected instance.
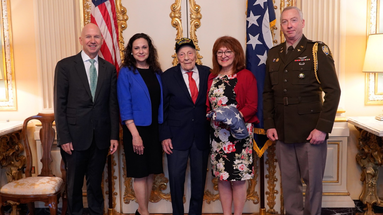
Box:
[0,113,67,215]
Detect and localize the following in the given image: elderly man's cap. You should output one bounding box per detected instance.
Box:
[175,38,195,53]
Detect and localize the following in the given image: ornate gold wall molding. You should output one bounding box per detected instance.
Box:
[204,177,219,203]
[83,0,91,25]
[170,0,183,66]
[0,0,17,110]
[271,0,278,45]
[123,177,135,204]
[123,175,172,204]
[170,0,203,66]
[247,153,259,204]
[189,0,203,65]
[170,0,183,40]
[265,143,278,214]
[151,173,171,202]
[82,0,128,58]
[122,151,171,204]
[116,1,129,58]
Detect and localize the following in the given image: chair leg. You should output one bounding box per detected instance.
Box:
[10,204,17,215]
[27,202,35,215]
[5,201,20,215]
[48,198,58,215]
[61,195,68,215]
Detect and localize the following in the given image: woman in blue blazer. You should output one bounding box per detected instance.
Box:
[117,33,163,215]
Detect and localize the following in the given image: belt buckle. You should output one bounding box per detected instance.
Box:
[283,97,288,106]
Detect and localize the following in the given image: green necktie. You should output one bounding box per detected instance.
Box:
[89,59,97,101]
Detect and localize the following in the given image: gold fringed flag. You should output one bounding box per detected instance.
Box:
[246,0,276,157]
[253,128,273,158]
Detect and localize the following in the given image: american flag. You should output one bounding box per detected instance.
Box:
[91,0,121,72]
[246,0,276,157]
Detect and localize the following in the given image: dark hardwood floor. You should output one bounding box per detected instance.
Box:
[2,201,381,215]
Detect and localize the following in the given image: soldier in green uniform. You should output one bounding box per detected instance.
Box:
[263,6,341,215]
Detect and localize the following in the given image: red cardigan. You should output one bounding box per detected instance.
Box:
[206,69,259,124]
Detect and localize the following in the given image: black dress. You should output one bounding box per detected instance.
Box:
[123,68,163,178]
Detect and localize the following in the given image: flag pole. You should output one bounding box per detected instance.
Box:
[245,0,276,213]
[108,154,113,215]
[259,155,266,215]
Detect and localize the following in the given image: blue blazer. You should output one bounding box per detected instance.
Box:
[117,66,163,126]
[160,64,210,150]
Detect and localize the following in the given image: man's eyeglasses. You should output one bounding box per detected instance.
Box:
[216,50,233,57]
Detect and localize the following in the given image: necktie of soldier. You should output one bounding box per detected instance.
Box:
[287,45,294,55]
[89,59,98,101]
[187,71,198,103]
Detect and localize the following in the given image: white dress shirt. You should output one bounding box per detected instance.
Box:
[81,51,99,85]
[180,65,200,96]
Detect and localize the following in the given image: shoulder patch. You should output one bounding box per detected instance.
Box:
[320,43,333,60]
[322,45,330,55]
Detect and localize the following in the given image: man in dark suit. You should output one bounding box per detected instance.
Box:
[160,38,210,215]
[54,23,119,215]
[263,6,341,215]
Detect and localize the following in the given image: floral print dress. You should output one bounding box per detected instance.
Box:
[208,74,254,181]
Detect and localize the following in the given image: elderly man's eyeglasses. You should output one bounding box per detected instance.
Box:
[216,50,233,57]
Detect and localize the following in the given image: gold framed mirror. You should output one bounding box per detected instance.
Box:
[0,0,16,110]
[366,0,383,105]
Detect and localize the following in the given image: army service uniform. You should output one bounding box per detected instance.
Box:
[263,35,341,215]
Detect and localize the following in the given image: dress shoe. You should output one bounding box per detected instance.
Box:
[135,209,140,215]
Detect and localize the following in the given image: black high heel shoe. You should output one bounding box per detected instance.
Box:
[135,209,140,215]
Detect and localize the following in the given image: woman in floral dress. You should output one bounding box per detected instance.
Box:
[207,36,259,215]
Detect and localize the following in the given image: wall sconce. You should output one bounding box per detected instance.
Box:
[363,34,383,120]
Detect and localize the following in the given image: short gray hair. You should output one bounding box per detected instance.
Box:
[280,6,303,22]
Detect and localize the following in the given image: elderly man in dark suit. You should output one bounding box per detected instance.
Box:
[54,23,119,215]
[263,6,341,215]
[160,38,210,215]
